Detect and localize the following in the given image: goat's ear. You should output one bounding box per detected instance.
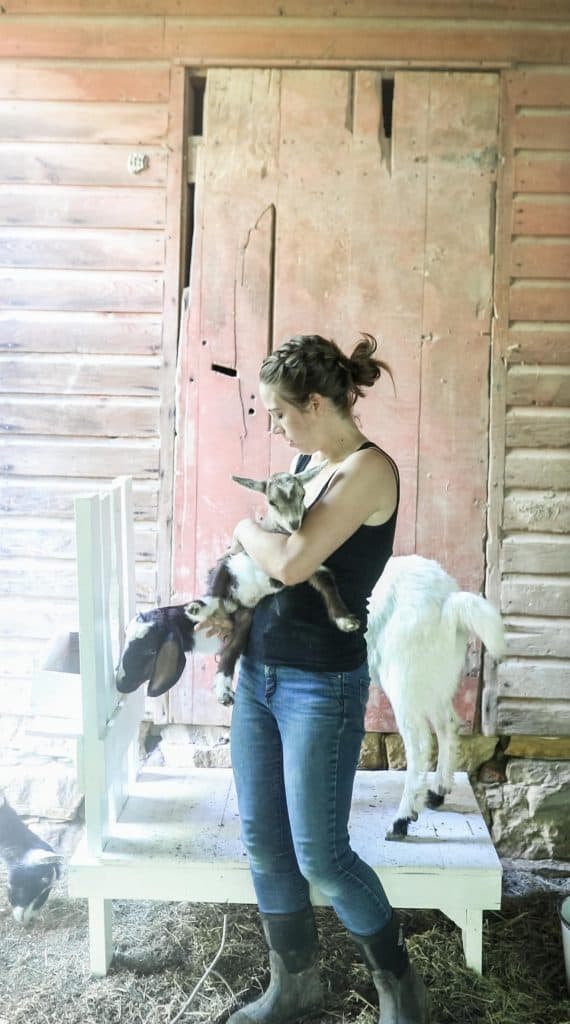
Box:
[295,460,328,484]
[231,474,267,494]
[146,629,186,698]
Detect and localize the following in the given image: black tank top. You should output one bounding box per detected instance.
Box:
[244,442,399,671]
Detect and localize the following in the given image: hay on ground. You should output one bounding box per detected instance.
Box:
[0,876,569,1024]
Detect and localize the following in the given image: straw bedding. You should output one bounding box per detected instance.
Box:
[1,871,569,1024]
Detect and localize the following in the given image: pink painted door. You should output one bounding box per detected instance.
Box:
[172,69,498,730]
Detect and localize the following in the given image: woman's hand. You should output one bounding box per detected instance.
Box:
[194,605,234,641]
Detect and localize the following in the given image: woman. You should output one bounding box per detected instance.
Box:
[221,334,428,1024]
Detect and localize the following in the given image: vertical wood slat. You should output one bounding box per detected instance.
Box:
[416,71,498,593]
[171,68,278,725]
[156,63,188,633]
[483,71,515,735]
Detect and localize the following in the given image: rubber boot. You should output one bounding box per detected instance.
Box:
[227,906,323,1023]
[350,913,429,1024]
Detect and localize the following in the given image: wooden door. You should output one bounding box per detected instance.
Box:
[172,68,498,729]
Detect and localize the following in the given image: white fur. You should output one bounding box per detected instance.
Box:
[366,555,506,838]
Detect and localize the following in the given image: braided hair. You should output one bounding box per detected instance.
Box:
[260,333,391,413]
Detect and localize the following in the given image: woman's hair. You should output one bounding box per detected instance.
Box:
[259,333,392,413]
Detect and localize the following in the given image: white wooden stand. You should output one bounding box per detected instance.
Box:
[68,479,502,977]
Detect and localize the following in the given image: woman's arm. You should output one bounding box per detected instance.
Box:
[233,449,397,586]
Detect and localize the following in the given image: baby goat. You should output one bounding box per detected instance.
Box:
[0,794,63,924]
[365,555,506,840]
[187,462,360,705]
[116,462,359,705]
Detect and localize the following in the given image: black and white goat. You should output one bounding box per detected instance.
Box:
[0,794,62,924]
[365,555,506,839]
[116,462,359,706]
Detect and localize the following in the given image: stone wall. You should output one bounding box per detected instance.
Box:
[1,714,569,862]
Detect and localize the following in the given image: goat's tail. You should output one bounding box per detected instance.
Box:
[445,592,507,659]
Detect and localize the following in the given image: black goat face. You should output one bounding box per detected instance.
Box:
[8,855,61,925]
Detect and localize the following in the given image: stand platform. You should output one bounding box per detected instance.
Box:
[69,765,501,975]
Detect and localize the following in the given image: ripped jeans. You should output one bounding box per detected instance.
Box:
[230,656,392,936]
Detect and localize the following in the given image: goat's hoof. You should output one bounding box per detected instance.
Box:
[214,674,234,706]
[335,615,360,633]
[426,789,445,809]
[386,817,411,840]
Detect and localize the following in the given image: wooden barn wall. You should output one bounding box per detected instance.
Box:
[0,61,185,712]
[0,2,569,730]
[485,67,570,737]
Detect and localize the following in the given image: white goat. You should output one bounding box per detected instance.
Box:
[116,462,359,706]
[365,555,506,839]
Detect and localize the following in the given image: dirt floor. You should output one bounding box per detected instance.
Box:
[1,861,569,1024]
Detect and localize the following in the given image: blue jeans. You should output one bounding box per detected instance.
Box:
[230,656,393,937]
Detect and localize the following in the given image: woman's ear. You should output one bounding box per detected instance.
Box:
[307,392,323,414]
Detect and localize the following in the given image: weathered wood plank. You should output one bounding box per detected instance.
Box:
[506,326,570,366]
[0,228,165,270]
[506,408,570,448]
[1,16,570,64]
[0,142,168,187]
[2,396,159,437]
[0,596,79,640]
[171,67,280,724]
[501,574,570,616]
[505,449,570,489]
[507,68,570,107]
[513,110,570,150]
[0,638,45,679]
[506,364,570,406]
[501,532,570,574]
[5,1,570,20]
[0,354,160,394]
[513,197,570,238]
[416,71,497,592]
[0,62,170,102]
[498,658,570,700]
[0,311,162,355]
[0,186,166,228]
[0,268,164,313]
[0,477,158,519]
[0,558,156,602]
[0,519,157,561]
[511,238,570,280]
[503,489,570,533]
[1,438,160,478]
[514,152,570,194]
[155,61,187,612]
[0,17,164,60]
[509,281,570,322]
[0,100,168,144]
[504,615,570,658]
[496,698,570,736]
[482,66,514,736]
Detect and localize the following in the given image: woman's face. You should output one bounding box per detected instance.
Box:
[259,382,317,452]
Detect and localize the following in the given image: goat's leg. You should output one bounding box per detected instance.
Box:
[427,706,459,809]
[213,606,253,705]
[308,567,360,632]
[387,714,432,840]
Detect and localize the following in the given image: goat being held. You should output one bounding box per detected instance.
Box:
[116,462,359,706]
[0,794,63,925]
[365,555,506,840]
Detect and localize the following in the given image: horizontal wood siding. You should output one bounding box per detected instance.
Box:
[0,61,171,699]
[485,66,570,736]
